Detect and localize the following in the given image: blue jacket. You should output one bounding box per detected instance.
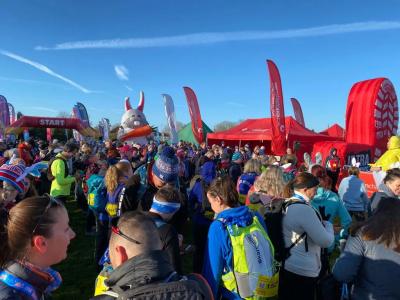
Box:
[311,187,352,247]
[338,175,369,212]
[202,206,267,299]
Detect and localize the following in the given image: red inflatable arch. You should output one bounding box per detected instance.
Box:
[6,116,97,136]
[346,78,398,161]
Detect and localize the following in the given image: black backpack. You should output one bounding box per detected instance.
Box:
[262,198,308,263]
[47,156,68,181]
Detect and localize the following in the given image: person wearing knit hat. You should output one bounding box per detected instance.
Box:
[0,162,46,210]
[152,146,179,187]
[229,151,243,185]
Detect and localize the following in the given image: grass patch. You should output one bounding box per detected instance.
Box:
[53,200,97,300]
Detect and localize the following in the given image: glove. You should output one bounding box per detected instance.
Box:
[318,206,331,221]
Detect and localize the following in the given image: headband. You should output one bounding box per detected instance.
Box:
[151,198,181,215]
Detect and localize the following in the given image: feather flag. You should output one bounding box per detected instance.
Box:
[267,60,286,155]
[162,94,179,144]
[183,87,204,144]
[290,98,305,127]
[8,103,15,124]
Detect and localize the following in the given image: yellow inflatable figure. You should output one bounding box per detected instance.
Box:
[370,136,400,171]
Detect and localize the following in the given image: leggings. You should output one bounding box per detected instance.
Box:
[279,269,317,300]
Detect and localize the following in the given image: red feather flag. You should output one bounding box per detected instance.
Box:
[267,60,286,155]
[183,87,204,144]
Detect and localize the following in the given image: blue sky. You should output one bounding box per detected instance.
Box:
[1,0,400,132]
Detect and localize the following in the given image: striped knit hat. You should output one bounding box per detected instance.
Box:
[0,164,28,193]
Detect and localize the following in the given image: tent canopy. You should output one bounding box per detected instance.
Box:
[178,121,213,145]
[207,116,338,158]
[319,123,345,139]
[207,116,336,142]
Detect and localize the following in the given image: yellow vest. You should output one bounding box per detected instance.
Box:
[220,216,279,299]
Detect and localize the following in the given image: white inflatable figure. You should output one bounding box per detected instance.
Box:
[117,91,153,145]
[304,152,322,172]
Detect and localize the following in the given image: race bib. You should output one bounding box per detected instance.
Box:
[105,203,118,218]
[254,273,279,298]
[88,193,95,207]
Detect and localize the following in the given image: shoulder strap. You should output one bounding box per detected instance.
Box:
[117,186,126,217]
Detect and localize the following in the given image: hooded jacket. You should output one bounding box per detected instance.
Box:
[202,206,267,299]
[91,251,210,300]
[370,136,400,171]
[311,187,352,247]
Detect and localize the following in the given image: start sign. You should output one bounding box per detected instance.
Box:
[39,119,66,127]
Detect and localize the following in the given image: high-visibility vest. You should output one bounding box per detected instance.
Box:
[219,215,279,299]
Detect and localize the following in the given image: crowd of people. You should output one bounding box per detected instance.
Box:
[0,137,399,300]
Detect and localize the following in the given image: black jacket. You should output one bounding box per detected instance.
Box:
[0,262,54,300]
[91,251,211,300]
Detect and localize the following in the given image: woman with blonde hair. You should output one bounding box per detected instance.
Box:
[245,165,286,213]
[104,160,134,219]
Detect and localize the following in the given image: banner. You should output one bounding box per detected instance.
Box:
[76,102,90,127]
[267,60,286,155]
[0,95,10,128]
[162,94,179,144]
[100,118,111,140]
[183,87,204,144]
[46,128,52,143]
[8,103,15,124]
[72,107,83,142]
[290,98,305,127]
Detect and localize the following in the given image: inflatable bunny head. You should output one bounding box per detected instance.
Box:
[120,91,148,130]
[118,91,152,144]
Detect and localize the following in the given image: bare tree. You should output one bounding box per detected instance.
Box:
[214,120,238,132]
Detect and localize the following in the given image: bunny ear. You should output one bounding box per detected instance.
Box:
[125,97,132,111]
[355,162,361,168]
[315,152,322,165]
[351,157,357,167]
[304,152,312,166]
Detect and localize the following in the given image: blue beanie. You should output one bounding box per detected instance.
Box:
[152,146,178,183]
[232,151,242,162]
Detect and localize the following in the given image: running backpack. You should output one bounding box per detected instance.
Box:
[262,199,308,262]
[218,214,278,299]
[87,174,107,213]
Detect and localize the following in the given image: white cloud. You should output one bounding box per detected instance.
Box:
[34,21,400,50]
[226,101,246,108]
[0,50,94,93]
[25,106,58,113]
[114,65,129,81]
[125,85,133,91]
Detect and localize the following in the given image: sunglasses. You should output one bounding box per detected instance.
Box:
[32,194,61,236]
[111,217,141,245]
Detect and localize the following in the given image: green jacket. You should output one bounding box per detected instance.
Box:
[50,153,75,197]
